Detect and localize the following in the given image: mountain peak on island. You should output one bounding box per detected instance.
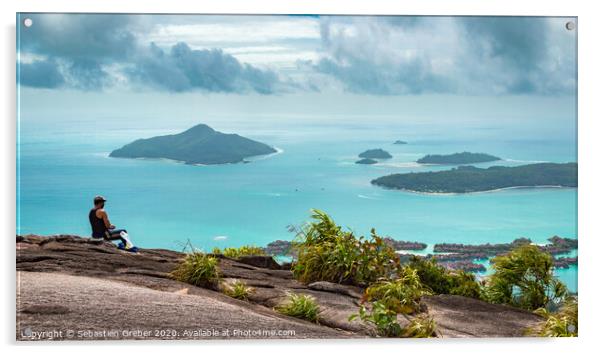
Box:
[110,123,276,165]
[180,123,216,136]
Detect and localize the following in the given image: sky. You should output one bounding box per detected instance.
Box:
[16,14,577,136]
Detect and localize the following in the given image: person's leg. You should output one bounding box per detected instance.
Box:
[105,229,133,248]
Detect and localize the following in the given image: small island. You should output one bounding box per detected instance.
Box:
[110,124,277,165]
[355,158,378,165]
[371,163,577,193]
[417,152,501,164]
[358,148,392,159]
[393,140,408,145]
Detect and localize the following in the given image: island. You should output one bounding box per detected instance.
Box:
[358,148,392,159]
[417,152,501,164]
[109,124,277,165]
[371,162,577,193]
[355,158,378,165]
[393,140,408,145]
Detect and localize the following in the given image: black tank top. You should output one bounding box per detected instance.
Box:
[89,208,107,237]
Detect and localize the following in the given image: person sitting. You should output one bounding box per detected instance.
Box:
[88,195,138,252]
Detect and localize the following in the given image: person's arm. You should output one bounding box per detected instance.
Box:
[97,209,115,229]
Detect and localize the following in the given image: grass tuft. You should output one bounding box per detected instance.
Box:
[171,252,220,288]
[223,280,254,301]
[213,245,266,259]
[275,293,320,322]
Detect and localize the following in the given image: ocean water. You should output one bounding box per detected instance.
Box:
[16,120,578,292]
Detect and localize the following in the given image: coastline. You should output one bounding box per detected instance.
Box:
[376,185,575,196]
[106,146,283,166]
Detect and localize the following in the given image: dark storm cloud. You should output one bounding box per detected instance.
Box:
[128,43,278,93]
[18,59,64,88]
[315,16,576,95]
[18,14,281,94]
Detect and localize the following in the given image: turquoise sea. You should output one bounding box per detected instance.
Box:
[16,119,578,292]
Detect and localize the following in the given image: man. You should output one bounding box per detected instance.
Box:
[89,195,138,252]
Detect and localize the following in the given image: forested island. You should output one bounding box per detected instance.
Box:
[393,140,408,145]
[110,124,277,165]
[355,158,378,165]
[358,148,392,159]
[417,152,501,164]
[371,163,577,193]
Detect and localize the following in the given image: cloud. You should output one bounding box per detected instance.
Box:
[17,14,576,96]
[127,42,279,93]
[18,14,281,94]
[314,16,576,95]
[18,59,64,88]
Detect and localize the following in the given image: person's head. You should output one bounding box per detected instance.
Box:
[93,195,106,208]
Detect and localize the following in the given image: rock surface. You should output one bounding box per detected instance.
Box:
[16,235,543,340]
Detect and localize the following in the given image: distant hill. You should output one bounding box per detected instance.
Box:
[393,140,408,145]
[109,124,277,165]
[358,148,392,159]
[355,158,378,165]
[371,163,577,193]
[417,152,501,164]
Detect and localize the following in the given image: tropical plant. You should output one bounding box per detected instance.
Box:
[291,209,400,286]
[363,267,431,314]
[171,252,220,288]
[212,245,266,259]
[275,293,320,323]
[529,297,578,337]
[485,244,567,310]
[401,314,437,338]
[223,280,254,301]
[407,256,483,299]
[350,300,402,337]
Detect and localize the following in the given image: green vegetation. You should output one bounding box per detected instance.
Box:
[275,293,320,323]
[355,158,378,165]
[372,163,577,193]
[110,123,277,165]
[401,314,438,338]
[358,148,392,159]
[530,297,578,337]
[364,267,431,314]
[417,152,501,164]
[223,280,254,301]
[407,257,483,299]
[291,209,400,287]
[171,252,220,288]
[350,300,403,337]
[485,244,567,310]
[212,245,266,259]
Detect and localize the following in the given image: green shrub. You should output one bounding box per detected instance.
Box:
[292,209,400,286]
[529,297,578,337]
[401,314,437,338]
[171,252,220,287]
[364,267,432,314]
[223,280,254,301]
[407,256,483,299]
[275,293,320,322]
[485,244,567,310]
[350,300,402,337]
[212,245,266,259]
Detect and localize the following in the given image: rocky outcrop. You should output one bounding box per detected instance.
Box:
[16,235,543,340]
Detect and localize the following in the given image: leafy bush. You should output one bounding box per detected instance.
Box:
[401,314,437,338]
[485,244,567,310]
[407,256,482,299]
[292,209,400,286]
[530,297,578,337]
[223,280,254,301]
[275,293,320,322]
[212,245,266,259]
[364,267,432,314]
[350,300,402,337]
[171,252,220,288]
